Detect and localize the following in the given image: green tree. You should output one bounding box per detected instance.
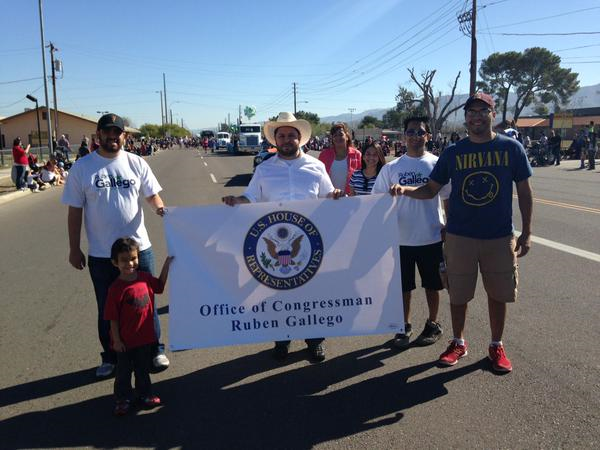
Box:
[358,115,383,129]
[513,47,579,120]
[121,116,134,128]
[380,86,425,130]
[295,110,320,124]
[533,103,549,116]
[139,123,161,138]
[478,51,521,123]
[479,47,579,122]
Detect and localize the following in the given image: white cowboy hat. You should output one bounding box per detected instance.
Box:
[263,112,312,147]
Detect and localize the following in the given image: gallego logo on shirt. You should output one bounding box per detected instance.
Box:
[398,171,429,186]
[94,173,137,189]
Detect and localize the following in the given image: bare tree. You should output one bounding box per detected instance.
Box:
[408,68,465,137]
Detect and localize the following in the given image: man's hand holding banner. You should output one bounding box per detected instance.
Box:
[164,194,404,350]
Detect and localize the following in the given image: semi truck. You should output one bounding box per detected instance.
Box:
[237,123,262,154]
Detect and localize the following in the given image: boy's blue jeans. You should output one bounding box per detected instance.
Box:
[88,247,164,364]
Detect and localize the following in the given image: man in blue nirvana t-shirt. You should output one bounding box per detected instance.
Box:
[390,93,533,373]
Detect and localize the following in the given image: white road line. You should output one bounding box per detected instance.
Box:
[515,231,600,263]
[203,162,208,167]
[210,173,217,183]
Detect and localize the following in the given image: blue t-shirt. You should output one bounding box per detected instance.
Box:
[429,134,532,239]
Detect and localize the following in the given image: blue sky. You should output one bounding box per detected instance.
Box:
[1,0,599,129]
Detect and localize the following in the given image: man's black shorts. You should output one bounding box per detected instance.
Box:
[400,242,444,293]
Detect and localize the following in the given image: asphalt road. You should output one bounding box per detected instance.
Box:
[0,147,598,449]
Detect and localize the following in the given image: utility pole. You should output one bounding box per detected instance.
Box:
[156,90,164,125]
[457,0,477,95]
[37,0,53,155]
[293,82,297,114]
[238,104,242,125]
[170,109,173,125]
[348,107,356,132]
[181,118,184,128]
[48,42,59,138]
[163,73,168,124]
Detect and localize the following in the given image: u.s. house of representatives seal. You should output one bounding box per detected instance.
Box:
[243,211,323,290]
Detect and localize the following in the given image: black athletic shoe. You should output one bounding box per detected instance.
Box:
[308,343,325,362]
[414,319,443,346]
[393,323,412,349]
[273,342,290,360]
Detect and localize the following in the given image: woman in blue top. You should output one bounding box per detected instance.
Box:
[349,143,386,195]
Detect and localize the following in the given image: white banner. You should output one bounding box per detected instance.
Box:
[164,194,403,350]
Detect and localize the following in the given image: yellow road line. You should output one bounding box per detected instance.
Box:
[513,195,600,214]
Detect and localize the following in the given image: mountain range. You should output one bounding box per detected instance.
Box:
[320,83,600,125]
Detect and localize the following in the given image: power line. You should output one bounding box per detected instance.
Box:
[480,6,600,30]
[301,0,464,90]
[0,85,43,109]
[553,44,600,52]
[0,76,43,85]
[302,18,462,95]
[487,31,600,36]
[302,10,462,94]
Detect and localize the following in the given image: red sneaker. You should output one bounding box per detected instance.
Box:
[488,344,512,372]
[141,395,162,409]
[438,340,468,366]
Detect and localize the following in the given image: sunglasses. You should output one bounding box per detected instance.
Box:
[405,128,428,137]
[466,108,492,117]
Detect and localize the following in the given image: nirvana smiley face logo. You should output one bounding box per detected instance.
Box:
[243,211,323,290]
[461,171,499,206]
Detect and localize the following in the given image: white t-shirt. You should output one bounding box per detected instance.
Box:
[61,150,162,257]
[329,157,348,190]
[372,152,450,246]
[244,153,334,203]
[40,168,56,183]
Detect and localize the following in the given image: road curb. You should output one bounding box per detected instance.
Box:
[0,188,33,205]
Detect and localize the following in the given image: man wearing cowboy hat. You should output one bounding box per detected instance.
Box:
[223,112,343,362]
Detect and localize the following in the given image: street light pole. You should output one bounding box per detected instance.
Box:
[37,0,53,155]
[26,95,42,158]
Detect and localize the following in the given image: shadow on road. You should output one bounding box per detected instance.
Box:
[0,345,487,449]
[224,174,252,187]
[0,368,98,408]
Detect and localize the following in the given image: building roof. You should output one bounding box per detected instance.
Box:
[516,117,548,128]
[573,115,600,126]
[0,107,140,133]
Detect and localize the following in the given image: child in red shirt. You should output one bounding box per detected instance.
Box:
[104,237,174,416]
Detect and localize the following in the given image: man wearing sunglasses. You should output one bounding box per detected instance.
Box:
[390,93,533,373]
[373,116,450,350]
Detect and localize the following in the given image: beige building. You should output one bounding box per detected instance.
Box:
[0,108,139,149]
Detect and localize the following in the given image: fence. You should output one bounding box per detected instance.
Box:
[0,147,52,168]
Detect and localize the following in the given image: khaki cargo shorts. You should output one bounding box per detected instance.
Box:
[443,233,518,305]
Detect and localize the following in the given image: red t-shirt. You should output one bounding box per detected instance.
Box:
[12,145,28,165]
[104,272,164,350]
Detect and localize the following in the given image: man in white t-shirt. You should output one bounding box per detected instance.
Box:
[223,112,343,362]
[373,116,450,349]
[62,113,170,378]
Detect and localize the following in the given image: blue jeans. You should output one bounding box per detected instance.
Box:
[88,247,164,364]
[14,165,28,189]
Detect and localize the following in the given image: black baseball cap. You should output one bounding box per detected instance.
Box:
[97,113,125,131]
